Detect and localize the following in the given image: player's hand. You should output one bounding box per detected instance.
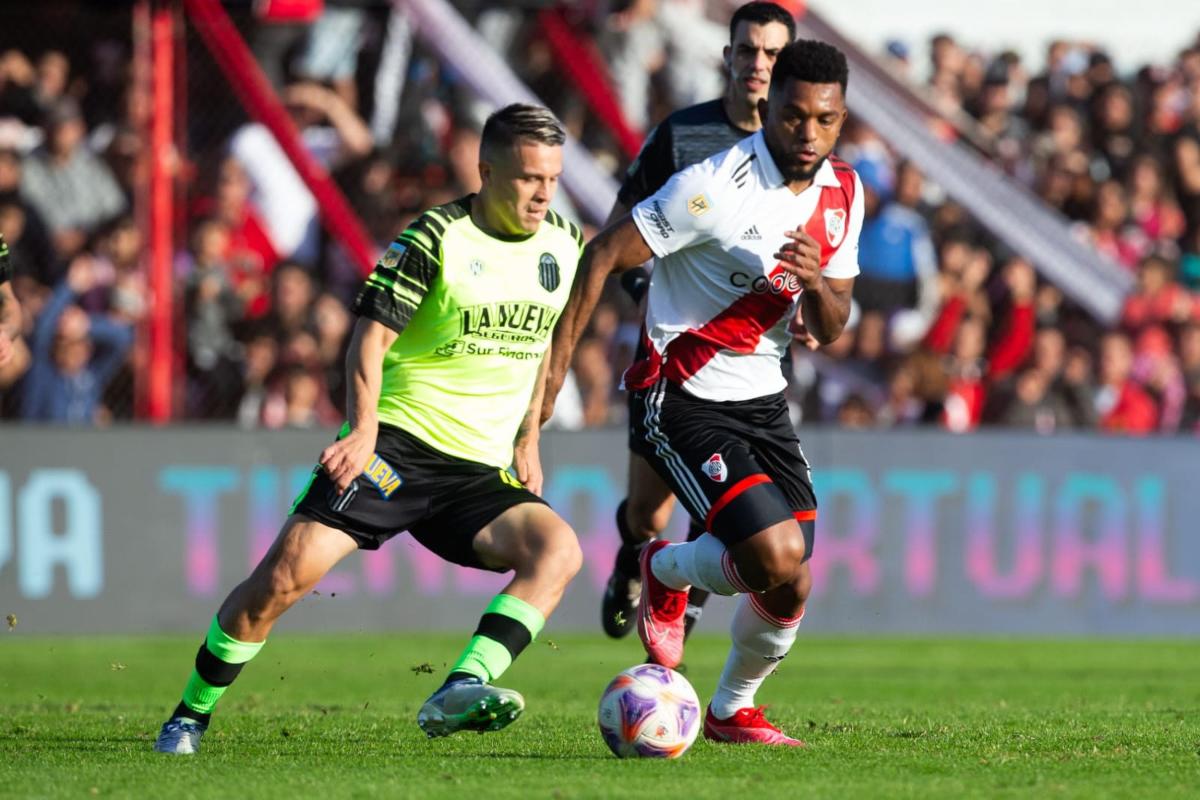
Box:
[513,439,544,496]
[774,229,823,291]
[320,424,377,494]
[0,331,13,368]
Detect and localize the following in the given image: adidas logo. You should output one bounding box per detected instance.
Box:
[741,225,762,241]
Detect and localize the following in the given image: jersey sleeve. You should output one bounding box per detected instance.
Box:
[630,162,723,260]
[616,122,676,208]
[0,233,11,284]
[823,173,865,280]
[352,215,441,333]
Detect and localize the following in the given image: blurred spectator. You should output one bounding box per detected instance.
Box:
[295,1,367,109]
[20,98,125,260]
[1121,254,1198,333]
[260,362,338,429]
[856,161,937,316]
[20,255,133,423]
[601,0,666,131]
[0,147,54,281]
[228,81,372,266]
[265,262,317,342]
[183,218,244,419]
[191,156,280,318]
[236,329,278,429]
[1094,331,1158,434]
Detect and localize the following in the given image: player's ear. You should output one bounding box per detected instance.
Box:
[478,159,492,188]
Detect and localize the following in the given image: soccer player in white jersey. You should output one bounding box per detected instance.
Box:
[545,40,862,746]
[599,1,797,646]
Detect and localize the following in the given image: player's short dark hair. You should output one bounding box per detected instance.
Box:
[480,104,565,161]
[770,39,849,94]
[729,2,796,44]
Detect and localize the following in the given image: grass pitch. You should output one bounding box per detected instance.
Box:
[1,633,1196,799]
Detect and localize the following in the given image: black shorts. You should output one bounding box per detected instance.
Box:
[290,423,546,571]
[628,379,816,559]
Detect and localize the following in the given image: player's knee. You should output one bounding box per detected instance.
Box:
[747,529,807,591]
[529,523,583,583]
[263,562,306,607]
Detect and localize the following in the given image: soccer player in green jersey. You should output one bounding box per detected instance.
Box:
[0,233,21,367]
[155,104,585,754]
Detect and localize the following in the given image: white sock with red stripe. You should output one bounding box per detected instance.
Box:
[650,534,750,595]
[709,594,803,719]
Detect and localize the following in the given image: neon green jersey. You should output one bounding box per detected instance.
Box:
[352,196,583,468]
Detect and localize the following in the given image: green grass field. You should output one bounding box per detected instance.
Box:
[1,634,1197,799]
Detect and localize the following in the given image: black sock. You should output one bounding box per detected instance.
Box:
[614,499,650,576]
[443,671,481,687]
[171,701,211,726]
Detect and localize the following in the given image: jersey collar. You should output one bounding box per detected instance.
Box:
[751,130,840,190]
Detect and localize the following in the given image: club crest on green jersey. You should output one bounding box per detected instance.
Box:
[538,252,560,292]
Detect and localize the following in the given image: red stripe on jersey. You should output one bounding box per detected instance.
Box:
[661,264,799,385]
[622,325,663,391]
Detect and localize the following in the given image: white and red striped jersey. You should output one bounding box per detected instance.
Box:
[628,130,863,401]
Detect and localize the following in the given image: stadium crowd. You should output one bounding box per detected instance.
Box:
[0,1,1198,436]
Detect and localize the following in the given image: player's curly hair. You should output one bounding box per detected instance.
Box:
[729,2,796,44]
[481,104,565,161]
[771,39,849,94]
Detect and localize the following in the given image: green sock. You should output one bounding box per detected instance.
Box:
[448,594,545,684]
[175,615,265,721]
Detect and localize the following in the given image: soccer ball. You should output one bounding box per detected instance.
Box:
[597,663,702,759]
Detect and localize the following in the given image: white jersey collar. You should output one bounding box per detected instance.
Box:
[751,130,841,190]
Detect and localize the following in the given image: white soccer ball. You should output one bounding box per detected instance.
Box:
[597,663,702,758]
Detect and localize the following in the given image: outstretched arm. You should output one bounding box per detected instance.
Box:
[320,318,398,493]
[542,216,654,424]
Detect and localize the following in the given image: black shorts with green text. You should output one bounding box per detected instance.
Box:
[290,423,546,571]
[628,379,816,559]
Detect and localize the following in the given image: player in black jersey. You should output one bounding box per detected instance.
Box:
[599,2,797,641]
[0,233,21,368]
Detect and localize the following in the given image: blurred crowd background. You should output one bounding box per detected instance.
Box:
[1,0,1199,437]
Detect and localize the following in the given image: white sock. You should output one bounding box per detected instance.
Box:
[650,534,751,595]
[709,594,803,719]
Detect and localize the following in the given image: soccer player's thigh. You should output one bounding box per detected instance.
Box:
[408,469,581,614]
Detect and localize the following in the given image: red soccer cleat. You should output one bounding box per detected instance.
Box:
[636,539,688,668]
[703,705,805,746]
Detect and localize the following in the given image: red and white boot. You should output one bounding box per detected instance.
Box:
[703,705,804,746]
[636,540,688,668]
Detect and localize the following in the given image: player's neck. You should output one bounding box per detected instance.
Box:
[721,91,760,134]
[763,137,816,195]
[470,193,534,242]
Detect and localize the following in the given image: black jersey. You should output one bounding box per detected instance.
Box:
[617,99,754,208]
